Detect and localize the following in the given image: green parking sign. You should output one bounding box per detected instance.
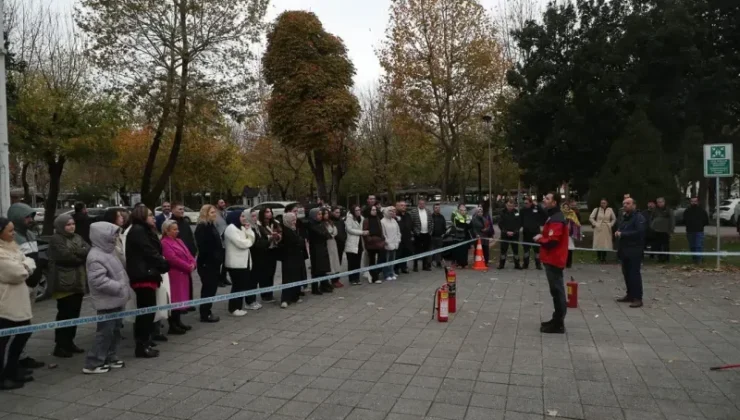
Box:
[704,144,733,177]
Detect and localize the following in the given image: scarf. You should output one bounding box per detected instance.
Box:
[562,206,582,240]
[562,206,581,226]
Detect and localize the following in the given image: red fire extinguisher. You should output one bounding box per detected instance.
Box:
[433,284,449,322]
[567,276,578,308]
[444,267,457,313]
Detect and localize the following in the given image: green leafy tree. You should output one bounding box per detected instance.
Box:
[262,11,360,203]
[76,0,269,208]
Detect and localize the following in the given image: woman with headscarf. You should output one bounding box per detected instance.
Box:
[125,205,170,358]
[330,206,347,263]
[48,214,90,358]
[307,208,333,294]
[194,205,223,323]
[323,209,343,287]
[160,219,196,332]
[561,202,582,268]
[223,210,256,316]
[362,206,385,283]
[256,208,282,303]
[344,205,366,285]
[279,213,306,308]
[0,217,37,390]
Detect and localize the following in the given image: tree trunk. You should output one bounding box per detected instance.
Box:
[143,0,189,208]
[21,162,32,204]
[43,156,66,236]
[308,150,329,202]
[441,151,452,200]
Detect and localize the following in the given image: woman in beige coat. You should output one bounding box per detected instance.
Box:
[589,199,616,263]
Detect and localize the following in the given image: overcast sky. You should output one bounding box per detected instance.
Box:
[50,0,546,91]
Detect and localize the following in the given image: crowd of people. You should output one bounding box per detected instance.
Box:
[0,190,723,388]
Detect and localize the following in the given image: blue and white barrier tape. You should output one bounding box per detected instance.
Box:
[0,238,478,337]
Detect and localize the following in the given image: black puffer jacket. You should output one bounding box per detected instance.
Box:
[498,209,521,235]
[520,206,545,234]
[125,223,169,285]
[194,222,224,266]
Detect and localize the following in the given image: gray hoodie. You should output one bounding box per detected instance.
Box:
[86,222,130,310]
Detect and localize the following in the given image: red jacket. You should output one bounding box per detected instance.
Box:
[537,208,569,269]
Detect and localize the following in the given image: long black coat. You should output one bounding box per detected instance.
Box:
[173,215,196,256]
[125,223,169,286]
[307,220,331,275]
[397,211,414,253]
[280,227,308,284]
[194,222,224,266]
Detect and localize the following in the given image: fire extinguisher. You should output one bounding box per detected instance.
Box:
[567,276,578,308]
[433,284,449,322]
[444,267,457,313]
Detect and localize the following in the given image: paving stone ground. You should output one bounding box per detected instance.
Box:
[3,261,740,420]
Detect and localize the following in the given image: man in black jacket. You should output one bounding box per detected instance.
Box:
[430,204,447,268]
[409,199,433,271]
[498,200,522,269]
[683,196,709,264]
[616,198,646,308]
[395,201,414,275]
[73,202,91,245]
[520,197,545,270]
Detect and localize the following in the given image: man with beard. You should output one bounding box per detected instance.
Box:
[409,199,433,271]
[616,198,647,308]
[394,201,414,275]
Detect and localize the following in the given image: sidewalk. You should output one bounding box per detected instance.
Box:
[3,263,740,420]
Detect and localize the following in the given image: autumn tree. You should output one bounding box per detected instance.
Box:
[262,11,361,204]
[75,0,269,208]
[378,0,507,198]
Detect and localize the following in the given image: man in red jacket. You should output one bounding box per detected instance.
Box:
[534,193,570,334]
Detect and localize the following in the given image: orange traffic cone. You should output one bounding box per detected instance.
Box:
[472,238,488,271]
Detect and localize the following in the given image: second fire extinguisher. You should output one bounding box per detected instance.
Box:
[567,276,578,308]
[444,267,457,313]
[433,284,449,322]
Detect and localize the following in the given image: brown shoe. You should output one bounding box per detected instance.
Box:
[616,295,632,303]
[629,299,643,308]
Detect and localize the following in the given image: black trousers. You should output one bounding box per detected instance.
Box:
[347,251,362,282]
[55,292,84,349]
[654,232,670,262]
[620,253,644,300]
[366,250,383,280]
[544,264,567,322]
[499,241,519,264]
[522,232,540,267]
[0,319,31,380]
[413,234,431,269]
[567,250,573,268]
[260,250,278,300]
[134,288,157,344]
[227,268,251,312]
[395,243,412,272]
[198,263,220,317]
[596,251,607,262]
[455,241,469,267]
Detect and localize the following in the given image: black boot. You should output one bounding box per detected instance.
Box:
[535,260,542,270]
[540,320,565,334]
[168,318,186,335]
[514,260,523,270]
[497,258,505,270]
[523,257,529,270]
[135,342,159,358]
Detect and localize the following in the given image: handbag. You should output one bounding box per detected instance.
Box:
[364,235,386,251]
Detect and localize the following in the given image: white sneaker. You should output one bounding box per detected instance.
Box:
[247,302,262,310]
[366,275,373,284]
[385,277,393,282]
[230,309,248,317]
[392,275,398,280]
[280,302,288,309]
[297,299,303,303]
[374,280,383,284]
[82,366,110,375]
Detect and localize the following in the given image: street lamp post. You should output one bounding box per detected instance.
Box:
[482,115,493,216]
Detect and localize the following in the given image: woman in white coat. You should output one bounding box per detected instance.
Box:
[223,210,256,317]
[589,198,616,263]
[344,205,367,285]
[381,207,401,282]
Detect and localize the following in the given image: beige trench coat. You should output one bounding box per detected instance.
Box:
[589,207,616,250]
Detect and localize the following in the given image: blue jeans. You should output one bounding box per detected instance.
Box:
[686,232,704,263]
[382,250,397,279]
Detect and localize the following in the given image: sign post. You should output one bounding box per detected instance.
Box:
[703,144,734,269]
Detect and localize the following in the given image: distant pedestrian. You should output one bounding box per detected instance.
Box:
[279,212,306,308]
[73,202,91,245]
[362,206,385,282]
[651,197,674,262]
[48,214,90,358]
[330,207,347,266]
[307,208,334,294]
[520,198,544,269]
[616,198,646,308]
[452,204,472,268]
[470,206,490,265]
[561,202,581,268]
[83,222,130,374]
[589,199,616,263]
[395,201,414,275]
[642,200,657,257]
[683,196,709,264]
[256,208,282,301]
[344,205,366,285]
[381,207,401,282]
[430,204,447,268]
[323,209,343,286]
[409,199,433,271]
[498,200,522,269]
[194,205,222,323]
[535,193,569,334]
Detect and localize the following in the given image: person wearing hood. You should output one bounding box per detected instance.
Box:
[279,212,306,307]
[0,217,37,390]
[48,214,90,358]
[83,222,130,374]
[223,210,256,316]
[381,207,401,282]
[6,203,44,369]
[126,205,170,358]
[161,219,197,332]
[194,205,223,323]
[307,208,334,294]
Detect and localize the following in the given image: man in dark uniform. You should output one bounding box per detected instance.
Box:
[616,198,646,308]
[498,199,522,269]
[520,197,545,270]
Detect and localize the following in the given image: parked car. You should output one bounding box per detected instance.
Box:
[247,201,305,221]
[155,206,199,224]
[712,199,740,226]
